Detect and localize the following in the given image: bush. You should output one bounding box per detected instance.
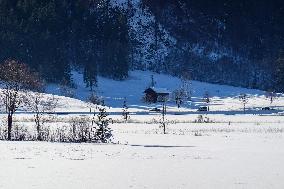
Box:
[70,117,93,142]
[88,93,104,105]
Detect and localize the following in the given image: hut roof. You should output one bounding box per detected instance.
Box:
[145,87,170,94]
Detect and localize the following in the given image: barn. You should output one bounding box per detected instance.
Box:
[144,87,170,103]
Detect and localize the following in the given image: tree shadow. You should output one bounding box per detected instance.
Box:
[129,144,195,148]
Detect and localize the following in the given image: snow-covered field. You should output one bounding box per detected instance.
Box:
[0,122,283,189]
[1,70,284,189]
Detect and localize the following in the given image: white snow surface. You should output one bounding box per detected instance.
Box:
[0,122,283,189]
[1,70,284,189]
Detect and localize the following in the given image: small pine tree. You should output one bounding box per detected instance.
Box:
[94,106,113,143]
[122,98,130,121]
[83,64,97,91]
[275,50,284,92]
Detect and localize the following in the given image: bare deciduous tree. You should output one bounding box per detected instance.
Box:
[159,97,168,134]
[239,93,249,113]
[161,102,167,134]
[0,59,42,140]
[27,93,57,141]
[180,70,192,101]
[173,89,184,108]
[265,90,277,105]
[70,116,92,143]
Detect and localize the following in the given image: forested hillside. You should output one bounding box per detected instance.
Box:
[0,0,283,92]
[142,0,284,91]
[0,0,129,89]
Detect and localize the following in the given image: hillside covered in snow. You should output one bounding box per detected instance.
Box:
[45,70,284,115]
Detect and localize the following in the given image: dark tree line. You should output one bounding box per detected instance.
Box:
[1,0,284,92]
[0,0,130,88]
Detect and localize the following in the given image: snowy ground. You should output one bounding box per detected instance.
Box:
[0,121,283,189]
[1,70,284,188]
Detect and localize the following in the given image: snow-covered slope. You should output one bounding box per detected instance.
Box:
[46,70,284,113]
[110,0,176,70]
[1,69,282,113]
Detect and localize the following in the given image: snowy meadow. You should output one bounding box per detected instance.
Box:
[0,71,284,189]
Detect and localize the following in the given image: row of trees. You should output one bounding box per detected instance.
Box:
[146,74,279,115]
[0,60,279,139]
[0,60,42,140]
[0,60,113,142]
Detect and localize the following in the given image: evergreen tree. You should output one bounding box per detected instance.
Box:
[94,106,113,143]
[122,98,130,121]
[275,50,284,92]
[84,64,97,91]
[100,7,130,80]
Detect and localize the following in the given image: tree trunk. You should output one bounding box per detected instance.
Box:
[36,123,41,141]
[162,103,166,134]
[36,114,42,141]
[7,114,12,140]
